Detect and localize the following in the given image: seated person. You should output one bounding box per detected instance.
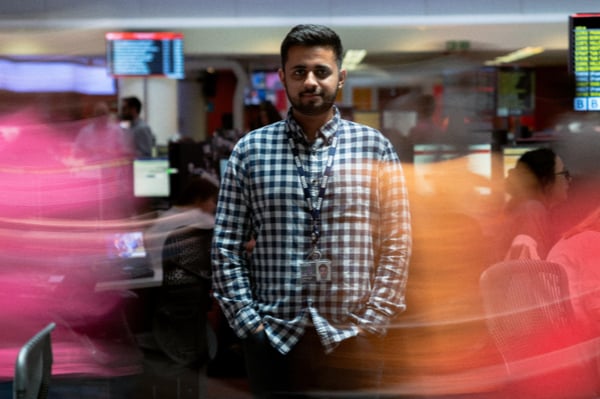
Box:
[500,148,571,261]
[142,173,219,368]
[144,173,219,278]
[409,94,444,143]
[547,205,600,336]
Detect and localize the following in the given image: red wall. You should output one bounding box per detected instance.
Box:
[206,70,237,136]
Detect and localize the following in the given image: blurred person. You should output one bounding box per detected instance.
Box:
[211,24,411,398]
[209,112,240,172]
[0,107,143,399]
[500,147,571,261]
[548,205,600,336]
[74,101,131,161]
[502,205,600,398]
[120,96,155,158]
[72,101,137,219]
[408,93,444,144]
[255,100,283,128]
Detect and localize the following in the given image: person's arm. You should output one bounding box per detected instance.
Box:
[211,147,262,338]
[357,148,412,336]
[134,124,155,158]
[510,201,551,258]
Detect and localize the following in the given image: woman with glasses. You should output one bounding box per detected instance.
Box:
[500,147,572,260]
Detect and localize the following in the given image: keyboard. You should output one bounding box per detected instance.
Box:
[122,265,155,279]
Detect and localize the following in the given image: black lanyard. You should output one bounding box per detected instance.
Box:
[286,130,338,256]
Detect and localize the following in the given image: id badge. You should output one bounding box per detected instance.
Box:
[301,259,332,283]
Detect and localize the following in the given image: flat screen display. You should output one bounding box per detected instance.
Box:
[106,32,184,79]
[570,13,600,111]
[244,70,287,110]
[495,67,534,117]
[133,158,171,198]
[108,231,147,259]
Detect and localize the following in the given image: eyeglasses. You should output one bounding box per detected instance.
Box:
[555,170,572,180]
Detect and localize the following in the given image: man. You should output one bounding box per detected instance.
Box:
[74,101,130,160]
[212,24,411,398]
[120,96,155,158]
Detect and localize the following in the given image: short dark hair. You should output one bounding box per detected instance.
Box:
[505,147,557,198]
[175,174,219,206]
[122,96,142,114]
[280,24,344,69]
[518,148,557,187]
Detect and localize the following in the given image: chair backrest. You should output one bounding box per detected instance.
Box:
[162,226,213,286]
[154,226,214,366]
[480,260,598,398]
[13,322,56,399]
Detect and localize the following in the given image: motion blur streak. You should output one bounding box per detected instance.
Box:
[377,149,600,398]
[3,106,600,398]
[0,107,144,381]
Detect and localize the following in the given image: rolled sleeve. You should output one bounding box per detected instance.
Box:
[211,145,260,338]
[363,153,412,334]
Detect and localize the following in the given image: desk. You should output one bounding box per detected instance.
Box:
[95,268,163,292]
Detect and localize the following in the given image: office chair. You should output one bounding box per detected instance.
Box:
[135,227,216,398]
[13,322,56,399]
[154,226,215,366]
[480,259,599,398]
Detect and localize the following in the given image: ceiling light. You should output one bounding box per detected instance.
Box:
[342,49,367,70]
[485,46,544,66]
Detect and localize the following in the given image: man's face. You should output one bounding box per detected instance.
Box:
[319,265,328,277]
[120,102,134,121]
[279,45,346,117]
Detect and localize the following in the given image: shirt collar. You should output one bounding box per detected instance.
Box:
[285,106,341,145]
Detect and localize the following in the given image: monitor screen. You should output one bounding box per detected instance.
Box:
[108,231,147,259]
[133,158,172,198]
[495,67,534,117]
[244,70,286,108]
[569,13,600,111]
[106,32,184,79]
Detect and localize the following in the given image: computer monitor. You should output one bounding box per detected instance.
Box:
[495,67,534,117]
[102,230,154,279]
[108,231,147,259]
[133,158,172,198]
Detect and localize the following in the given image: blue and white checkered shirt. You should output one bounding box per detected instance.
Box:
[212,107,411,355]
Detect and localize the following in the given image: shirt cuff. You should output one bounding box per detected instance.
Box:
[233,306,263,338]
[356,307,390,337]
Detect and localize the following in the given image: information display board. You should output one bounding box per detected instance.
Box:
[106,32,184,79]
[570,14,600,111]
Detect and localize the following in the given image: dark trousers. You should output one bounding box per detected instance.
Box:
[242,328,384,399]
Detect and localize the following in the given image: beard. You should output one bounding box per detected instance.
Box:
[286,86,339,117]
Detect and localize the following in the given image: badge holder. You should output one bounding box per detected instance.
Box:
[301,250,331,283]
